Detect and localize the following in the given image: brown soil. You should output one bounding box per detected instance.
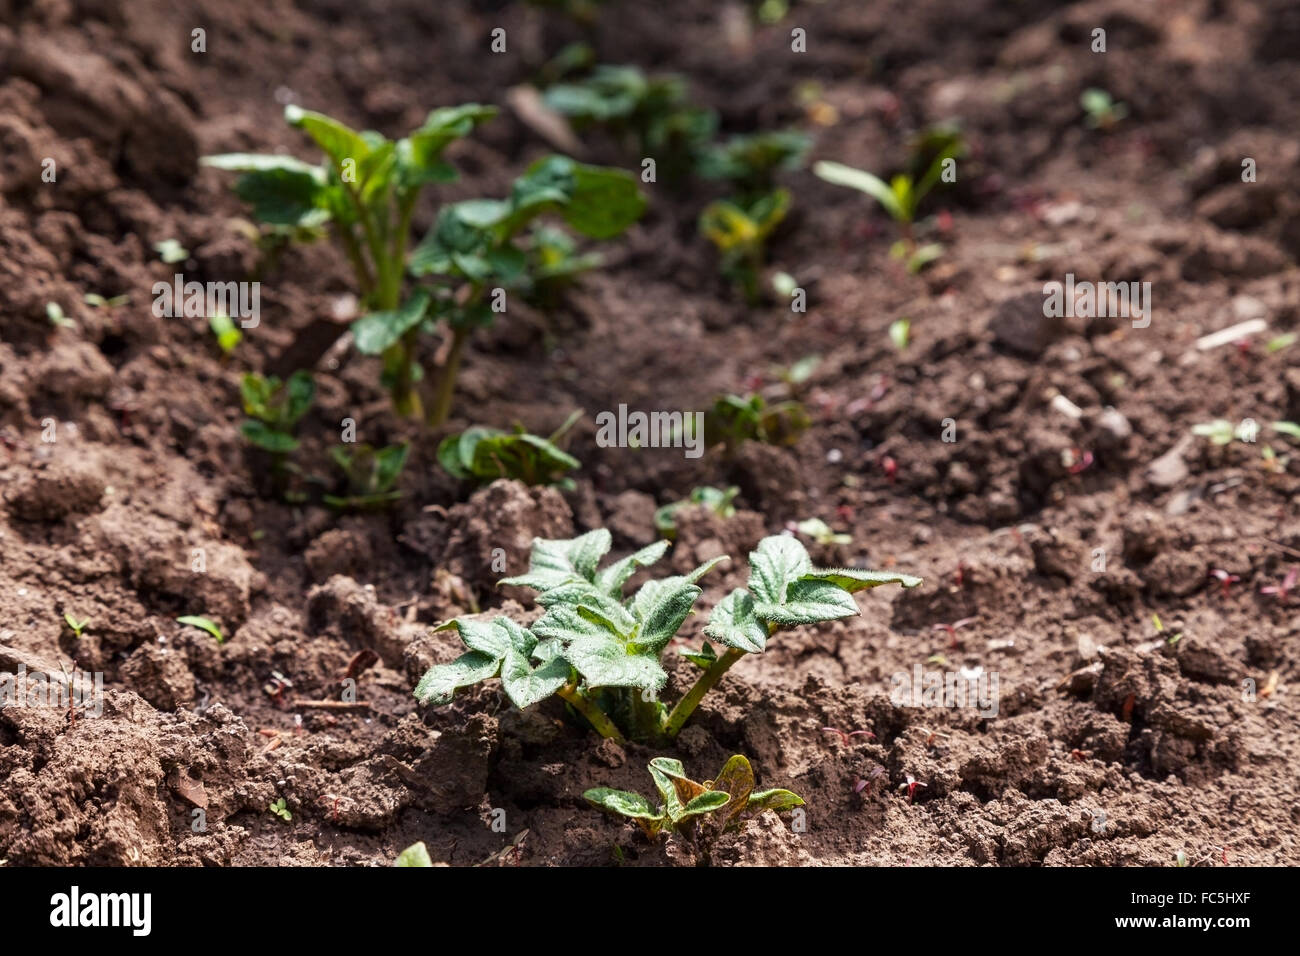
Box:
[2,0,1299,867]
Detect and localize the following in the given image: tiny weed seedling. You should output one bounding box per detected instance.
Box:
[703,391,810,456]
[209,313,242,356]
[84,292,130,309]
[899,774,927,804]
[415,531,920,743]
[1192,419,1250,446]
[654,485,739,539]
[699,189,791,303]
[1080,88,1128,130]
[46,302,74,330]
[63,613,89,639]
[821,726,874,746]
[1267,333,1297,354]
[796,518,852,546]
[1273,421,1300,441]
[324,441,410,511]
[932,616,977,648]
[438,411,581,489]
[1152,612,1183,646]
[154,238,189,264]
[1209,568,1241,599]
[269,798,292,822]
[585,754,802,841]
[889,317,911,351]
[207,105,643,424]
[178,615,225,644]
[1260,567,1298,603]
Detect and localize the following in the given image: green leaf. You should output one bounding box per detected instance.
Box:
[801,567,924,592]
[814,160,906,221]
[754,578,859,626]
[372,442,410,492]
[154,239,189,264]
[583,788,664,824]
[351,288,431,355]
[240,419,298,453]
[1272,421,1300,441]
[647,757,691,816]
[708,754,755,831]
[435,616,514,659]
[394,842,435,867]
[562,162,647,239]
[285,104,371,169]
[499,530,612,590]
[681,641,717,670]
[284,370,315,425]
[747,535,813,605]
[704,588,768,653]
[177,615,224,643]
[565,636,667,692]
[499,648,570,708]
[209,313,242,354]
[201,153,324,176]
[594,540,670,595]
[413,650,500,705]
[630,578,703,654]
[745,788,804,816]
[677,789,731,822]
[233,167,329,227]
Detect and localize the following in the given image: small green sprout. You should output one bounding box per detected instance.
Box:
[394,842,435,867]
[269,798,292,822]
[324,441,410,511]
[84,293,130,308]
[654,485,739,538]
[1266,333,1297,354]
[889,317,911,351]
[240,370,315,459]
[46,302,74,329]
[699,189,790,303]
[1152,612,1182,646]
[585,754,803,840]
[520,224,604,310]
[796,518,851,546]
[1080,88,1128,130]
[1175,849,1189,867]
[438,411,581,489]
[178,615,225,643]
[209,313,242,356]
[63,612,90,639]
[414,531,920,743]
[815,142,958,238]
[1192,419,1251,446]
[776,354,820,392]
[1272,421,1300,441]
[703,391,810,455]
[154,239,189,264]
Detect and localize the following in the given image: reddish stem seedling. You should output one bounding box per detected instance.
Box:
[1209,568,1241,599]
[953,560,967,589]
[1260,567,1298,603]
[899,775,927,804]
[880,456,898,484]
[1065,447,1094,474]
[822,726,875,747]
[1069,748,1092,762]
[931,616,978,648]
[854,766,888,797]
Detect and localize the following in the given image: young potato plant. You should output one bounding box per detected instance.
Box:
[205,106,644,425]
[544,65,717,183]
[654,485,739,539]
[324,441,410,511]
[438,411,581,489]
[414,530,920,743]
[520,223,604,310]
[703,391,810,456]
[240,371,315,476]
[696,130,811,201]
[585,754,802,841]
[699,189,791,303]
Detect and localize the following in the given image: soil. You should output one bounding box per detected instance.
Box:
[2,0,1299,867]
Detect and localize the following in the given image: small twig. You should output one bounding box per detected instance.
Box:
[291,699,374,711]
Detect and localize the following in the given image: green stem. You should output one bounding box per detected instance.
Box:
[663,647,746,738]
[426,324,469,427]
[390,328,423,419]
[557,684,625,743]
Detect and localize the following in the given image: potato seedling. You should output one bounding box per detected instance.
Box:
[1080,88,1128,130]
[324,441,410,511]
[699,189,790,303]
[240,371,314,456]
[703,391,810,455]
[178,615,225,644]
[206,105,644,424]
[654,485,739,538]
[544,65,717,181]
[63,613,89,639]
[438,411,581,489]
[269,798,292,822]
[585,754,802,840]
[520,223,604,310]
[415,530,920,743]
[696,130,812,200]
[394,842,434,867]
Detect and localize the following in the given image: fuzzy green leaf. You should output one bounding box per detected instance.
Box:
[709,754,755,832]
[630,578,703,654]
[802,568,924,592]
[565,636,667,692]
[413,650,500,705]
[745,788,805,815]
[499,648,570,708]
[747,535,813,605]
[394,842,435,867]
[583,788,664,824]
[435,616,513,659]
[499,530,612,590]
[593,540,670,596]
[285,105,371,169]
[677,790,731,821]
[704,588,768,653]
[754,578,859,626]
[681,641,718,670]
[240,419,298,454]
